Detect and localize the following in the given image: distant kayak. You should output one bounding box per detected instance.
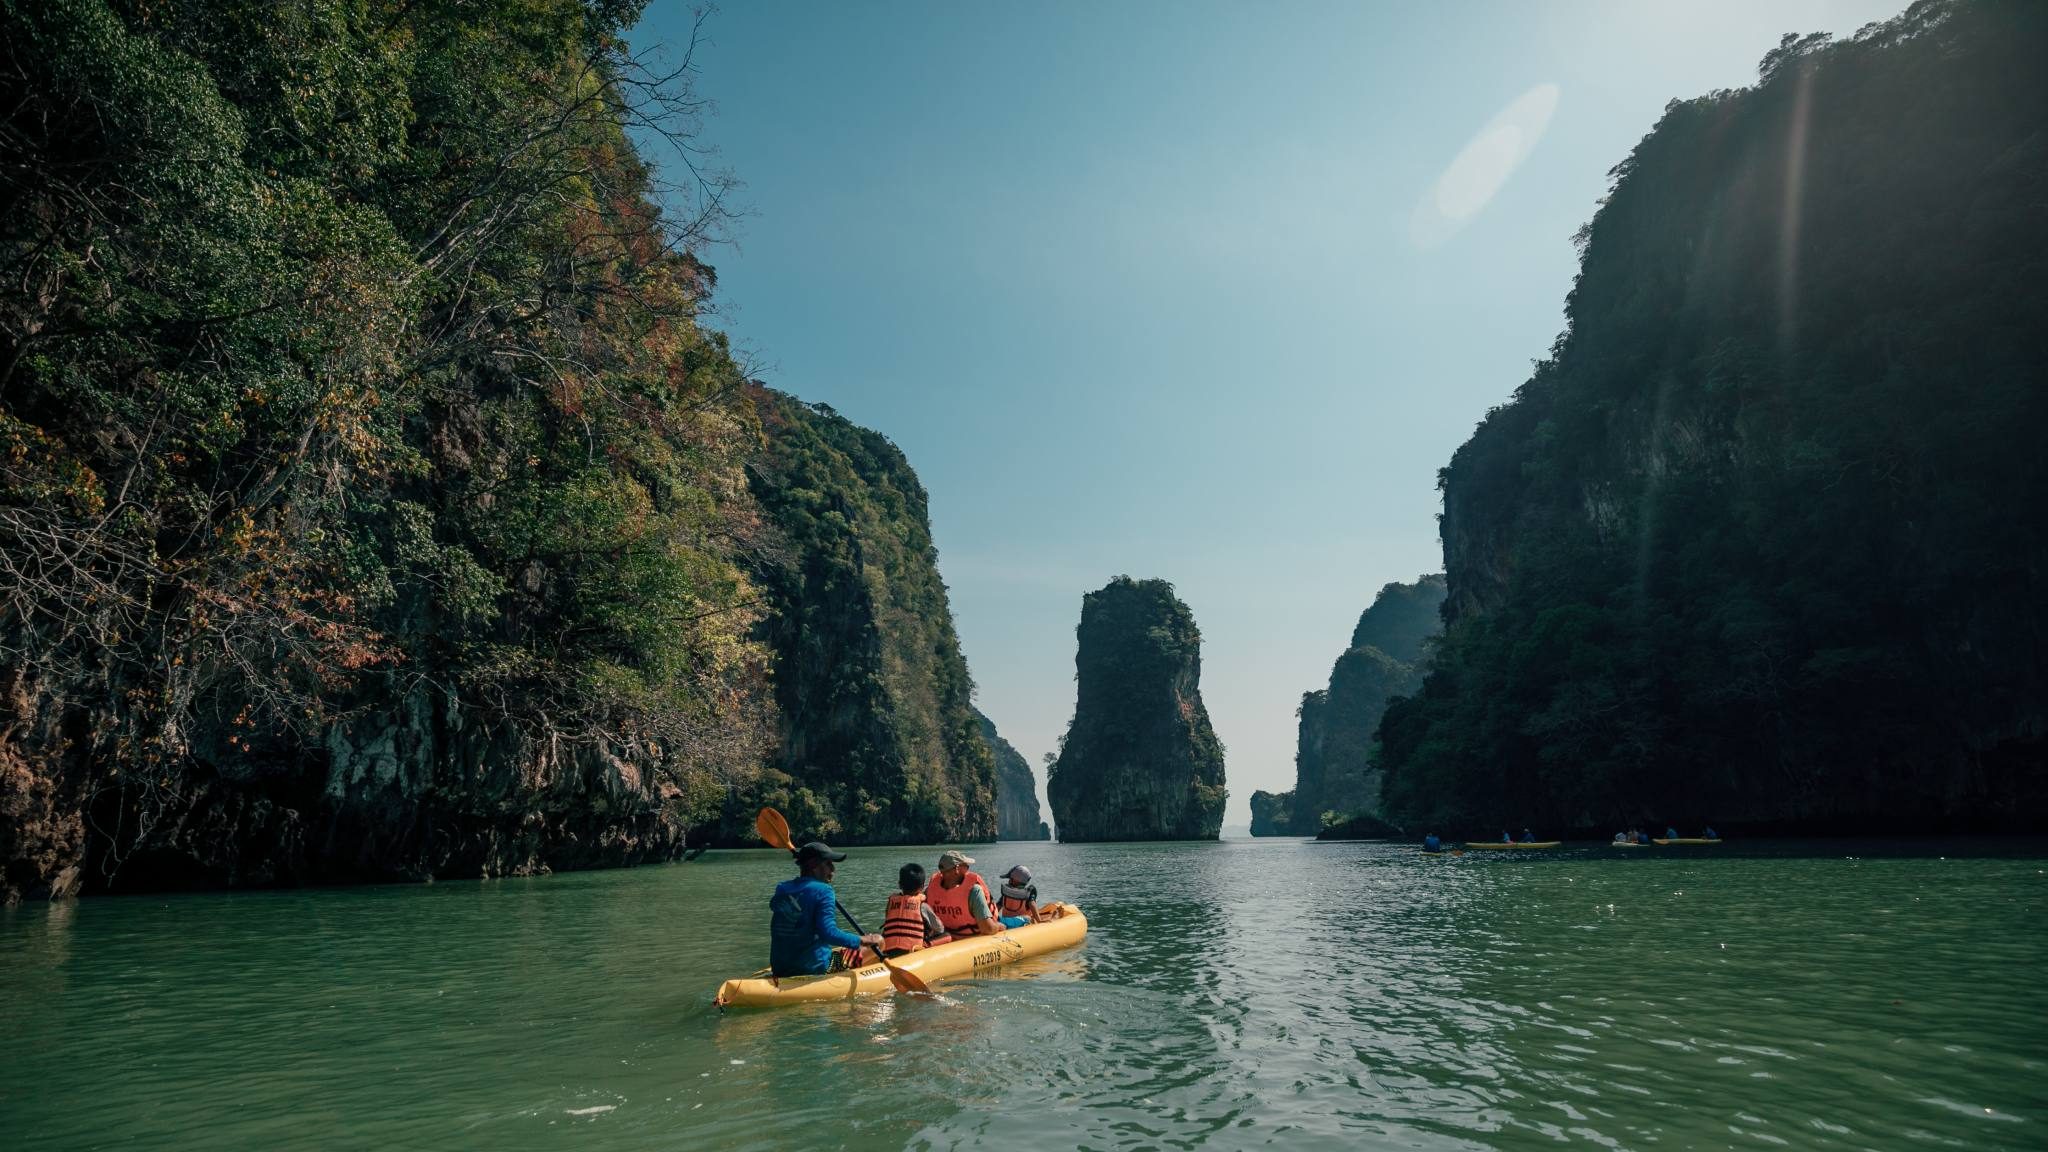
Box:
[1651,838,1723,846]
[1463,841,1561,850]
[715,903,1088,1008]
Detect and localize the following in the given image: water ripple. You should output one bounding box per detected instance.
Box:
[2,839,2044,1150]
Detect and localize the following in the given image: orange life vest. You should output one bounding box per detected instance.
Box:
[881,892,946,953]
[924,870,992,934]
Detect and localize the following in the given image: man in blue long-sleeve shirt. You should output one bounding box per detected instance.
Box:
[770,840,883,977]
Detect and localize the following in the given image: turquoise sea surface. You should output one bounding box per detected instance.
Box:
[4,837,2044,1150]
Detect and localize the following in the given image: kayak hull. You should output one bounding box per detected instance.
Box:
[714,902,1088,1008]
[1651,838,1723,845]
[1463,841,1561,850]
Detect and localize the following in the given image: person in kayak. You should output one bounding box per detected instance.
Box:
[1501,831,1513,843]
[1520,828,1537,843]
[926,849,999,938]
[880,862,950,957]
[995,865,1043,927]
[1703,825,1719,840]
[1423,832,1443,852]
[1665,825,1680,840]
[769,840,883,977]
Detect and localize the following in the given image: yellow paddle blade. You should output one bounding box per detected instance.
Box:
[885,961,932,996]
[755,807,794,853]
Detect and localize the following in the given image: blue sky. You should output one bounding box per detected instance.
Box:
[633,0,1903,830]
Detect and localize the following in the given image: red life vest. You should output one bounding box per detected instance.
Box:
[882,891,945,953]
[924,870,991,935]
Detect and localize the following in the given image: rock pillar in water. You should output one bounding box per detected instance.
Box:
[1047,577,1226,841]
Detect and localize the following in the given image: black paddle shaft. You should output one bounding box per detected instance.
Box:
[835,901,880,951]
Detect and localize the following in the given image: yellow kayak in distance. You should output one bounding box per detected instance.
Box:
[714,902,1089,1008]
[1463,841,1561,850]
[1652,838,1723,845]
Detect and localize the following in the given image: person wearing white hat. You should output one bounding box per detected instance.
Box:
[924,849,999,937]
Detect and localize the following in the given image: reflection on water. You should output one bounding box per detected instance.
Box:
[3,839,2044,1150]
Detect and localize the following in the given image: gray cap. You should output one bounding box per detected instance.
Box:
[1005,865,1032,885]
[937,849,975,868]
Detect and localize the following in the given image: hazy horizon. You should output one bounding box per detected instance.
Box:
[635,0,1905,828]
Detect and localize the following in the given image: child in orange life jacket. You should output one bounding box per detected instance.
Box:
[880,862,950,957]
[996,865,1045,927]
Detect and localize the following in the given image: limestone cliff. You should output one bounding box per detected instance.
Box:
[980,710,1049,840]
[0,1,1002,903]
[1253,576,1442,836]
[1381,2,2048,833]
[739,391,997,845]
[1046,577,1227,842]
[1247,789,1294,837]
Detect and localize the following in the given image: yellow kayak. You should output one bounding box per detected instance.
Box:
[1652,838,1723,845]
[1463,840,1561,850]
[715,902,1089,1008]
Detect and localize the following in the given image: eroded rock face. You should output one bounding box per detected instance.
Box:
[980,710,1049,841]
[0,677,699,903]
[1047,578,1226,842]
[1248,789,1293,837]
[1254,576,1442,836]
[1382,4,2048,834]
[741,391,996,846]
[0,390,995,902]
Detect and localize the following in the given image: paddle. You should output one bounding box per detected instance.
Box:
[755,807,932,997]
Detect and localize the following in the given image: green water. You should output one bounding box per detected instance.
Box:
[3,839,2044,1150]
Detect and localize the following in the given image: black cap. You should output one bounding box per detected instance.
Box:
[795,841,847,863]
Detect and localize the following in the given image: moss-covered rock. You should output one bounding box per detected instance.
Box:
[738,391,996,845]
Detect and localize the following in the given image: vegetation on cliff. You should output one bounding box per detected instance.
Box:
[1380,0,2048,835]
[979,709,1049,840]
[0,1,990,899]
[1047,577,1226,842]
[736,391,995,845]
[1252,576,1442,835]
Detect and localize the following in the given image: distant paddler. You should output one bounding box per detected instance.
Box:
[769,840,883,977]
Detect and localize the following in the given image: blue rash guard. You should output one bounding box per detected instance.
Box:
[769,876,864,977]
